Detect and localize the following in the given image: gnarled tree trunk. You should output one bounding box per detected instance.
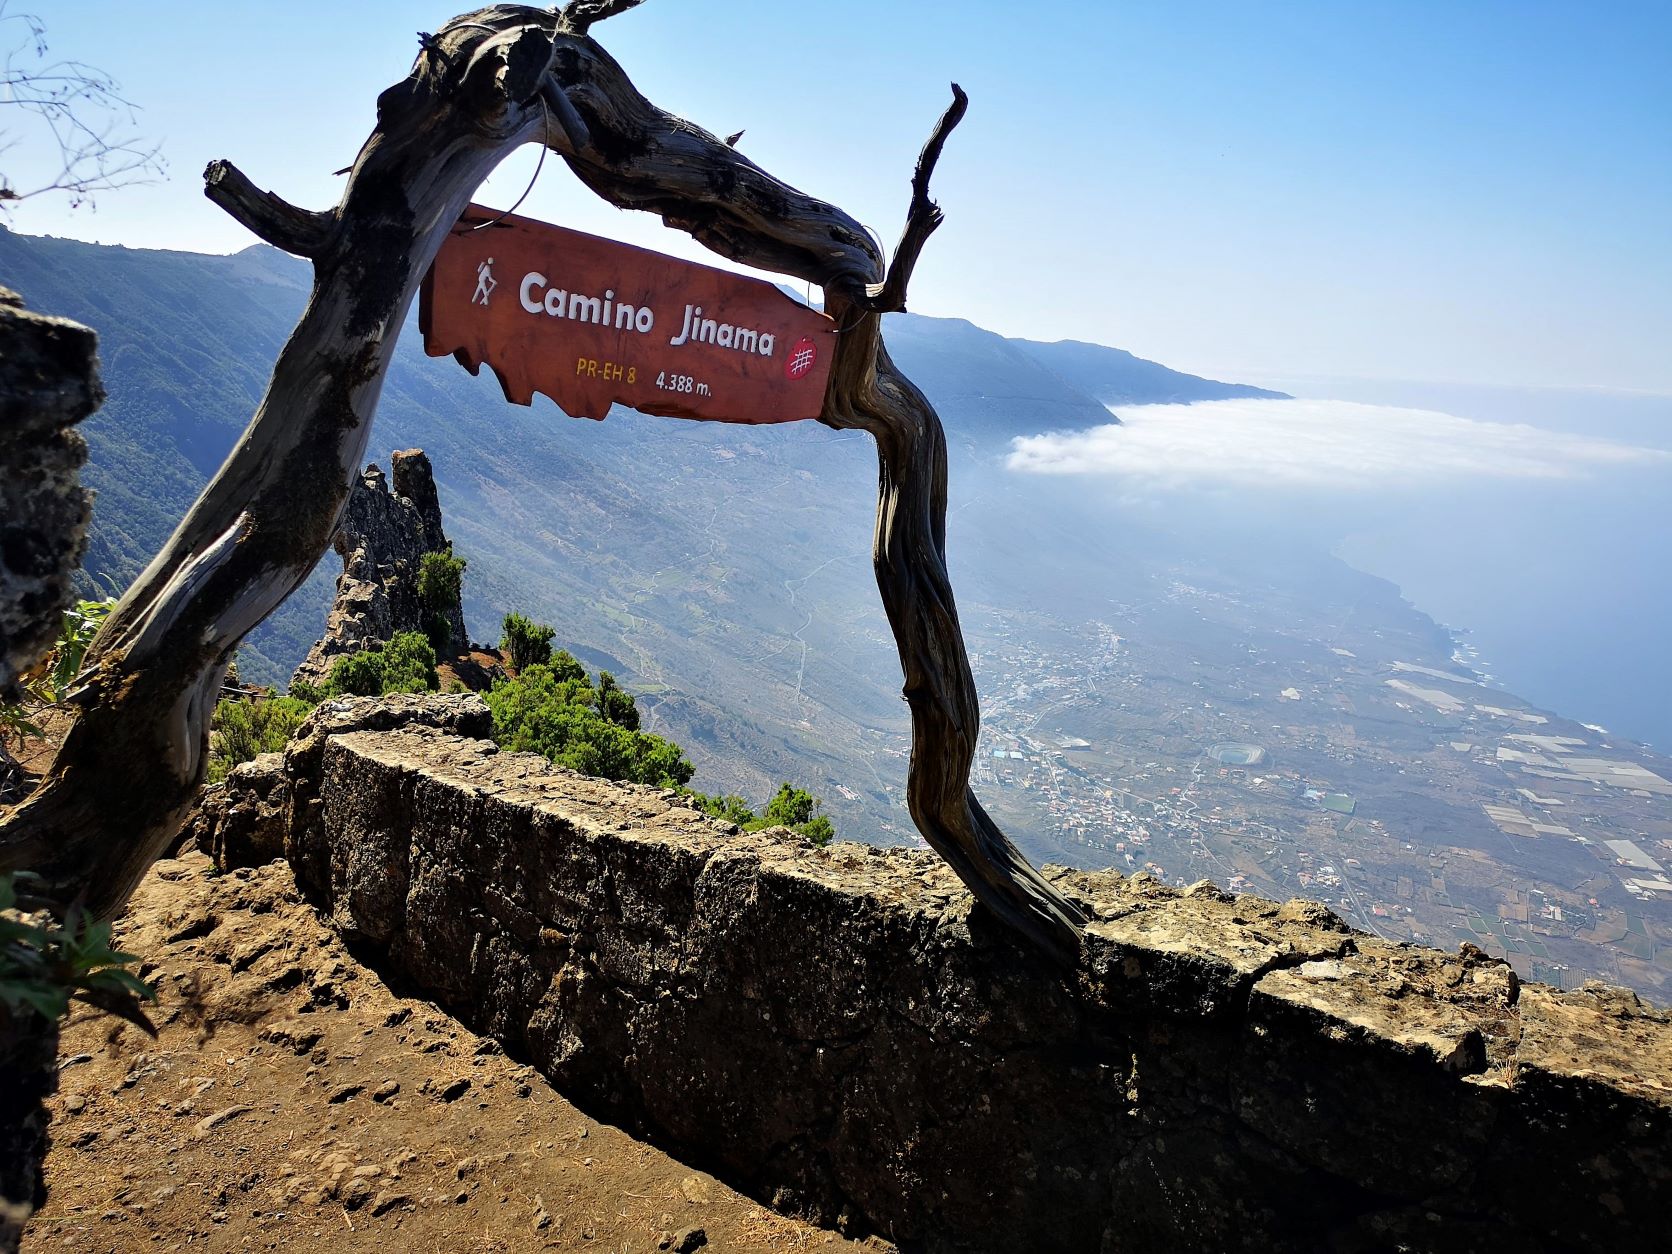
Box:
[0,2,1084,962]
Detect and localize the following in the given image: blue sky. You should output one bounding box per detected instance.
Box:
[6,0,1670,391]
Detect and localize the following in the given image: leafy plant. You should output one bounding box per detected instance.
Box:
[485,660,693,788]
[683,780,837,846]
[595,670,639,731]
[0,596,118,747]
[379,631,441,694]
[326,649,385,697]
[0,872,155,1034]
[206,692,313,784]
[322,631,439,698]
[416,549,465,656]
[288,679,325,704]
[686,792,758,826]
[501,612,556,671]
[40,596,116,701]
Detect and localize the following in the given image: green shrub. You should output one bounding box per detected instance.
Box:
[548,648,586,684]
[682,781,837,846]
[322,631,439,699]
[288,679,325,704]
[686,792,756,825]
[1,596,118,747]
[40,597,117,702]
[501,612,556,671]
[327,649,385,697]
[380,631,440,694]
[416,549,465,656]
[595,670,639,730]
[761,781,818,827]
[207,692,313,783]
[485,661,693,788]
[762,781,836,845]
[797,814,836,847]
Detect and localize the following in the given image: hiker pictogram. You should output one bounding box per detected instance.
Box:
[472,257,497,306]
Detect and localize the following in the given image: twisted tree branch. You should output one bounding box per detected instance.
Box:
[849,83,969,316]
[202,160,335,258]
[559,0,646,35]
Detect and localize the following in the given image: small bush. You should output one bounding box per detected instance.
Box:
[485,661,693,788]
[380,631,440,694]
[207,692,314,784]
[2,597,118,749]
[548,648,586,684]
[686,792,756,825]
[326,649,385,697]
[761,781,818,827]
[798,814,836,847]
[501,612,556,671]
[322,632,439,699]
[595,670,639,730]
[288,679,325,704]
[682,781,837,846]
[417,549,465,656]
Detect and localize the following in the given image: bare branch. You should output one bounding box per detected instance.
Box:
[539,78,593,153]
[848,83,969,315]
[0,4,166,210]
[559,0,646,36]
[202,160,334,259]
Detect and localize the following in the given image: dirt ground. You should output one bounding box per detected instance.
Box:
[26,851,883,1254]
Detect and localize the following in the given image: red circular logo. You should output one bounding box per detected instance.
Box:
[784,335,819,380]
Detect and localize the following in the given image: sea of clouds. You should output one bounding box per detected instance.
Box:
[1005,397,1667,492]
[999,393,1672,746]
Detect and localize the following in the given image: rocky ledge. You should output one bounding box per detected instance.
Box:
[200,695,1672,1253]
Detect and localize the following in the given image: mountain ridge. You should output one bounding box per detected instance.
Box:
[0,225,1430,852]
[1017,335,1289,407]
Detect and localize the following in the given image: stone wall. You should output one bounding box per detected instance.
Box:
[209,698,1672,1253]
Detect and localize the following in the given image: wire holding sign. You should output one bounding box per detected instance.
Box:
[420,205,837,424]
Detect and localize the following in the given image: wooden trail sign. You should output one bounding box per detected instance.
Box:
[421,205,837,423]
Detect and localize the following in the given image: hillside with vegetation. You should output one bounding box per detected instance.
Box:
[0,227,1290,837]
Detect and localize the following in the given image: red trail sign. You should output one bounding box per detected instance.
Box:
[421,206,837,424]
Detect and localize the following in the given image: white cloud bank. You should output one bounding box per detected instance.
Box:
[1006,398,1668,490]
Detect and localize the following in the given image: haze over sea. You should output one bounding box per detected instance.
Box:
[1008,383,1672,750]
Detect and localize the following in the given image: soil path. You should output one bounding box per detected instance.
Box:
[27,851,881,1254]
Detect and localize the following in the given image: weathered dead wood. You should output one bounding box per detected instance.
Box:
[0,4,1084,961]
[202,160,334,258]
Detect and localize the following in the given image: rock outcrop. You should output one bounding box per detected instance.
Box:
[0,283,96,1251]
[290,450,468,689]
[0,286,98,700]
[201,698,1672,1254]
